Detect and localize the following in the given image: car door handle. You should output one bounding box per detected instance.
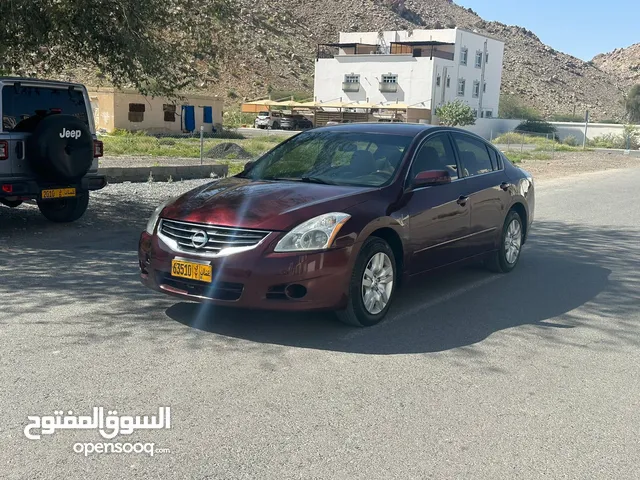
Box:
[457,195,469,206]
[500,182,511,191]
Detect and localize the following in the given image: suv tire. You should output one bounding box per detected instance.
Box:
[37,192,89,223]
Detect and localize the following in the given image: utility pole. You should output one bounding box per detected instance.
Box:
[582,110,589,150]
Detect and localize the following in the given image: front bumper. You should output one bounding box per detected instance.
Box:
[0,175,107,199]
[138,231,355,311]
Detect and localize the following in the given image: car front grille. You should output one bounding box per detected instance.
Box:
[159,219,271,256]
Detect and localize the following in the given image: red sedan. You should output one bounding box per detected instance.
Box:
[139,123,534,327]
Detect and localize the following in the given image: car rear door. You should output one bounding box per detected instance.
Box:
[451,132,511,257]
[406,132,471,274]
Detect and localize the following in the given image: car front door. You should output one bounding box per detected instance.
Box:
[451,133,512,257]
[406,133,471,274]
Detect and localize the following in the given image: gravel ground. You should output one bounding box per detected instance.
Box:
[100,156,237,168]
[517,150,640,180]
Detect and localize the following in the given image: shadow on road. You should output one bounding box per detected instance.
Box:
[166,220,639,354]
[1,212,638,355]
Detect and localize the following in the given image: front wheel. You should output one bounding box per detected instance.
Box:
[336,237,397,327]
[37,192,89,223]
[486,210,523,273]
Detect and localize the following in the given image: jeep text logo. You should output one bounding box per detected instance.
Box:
[60,128,82,139]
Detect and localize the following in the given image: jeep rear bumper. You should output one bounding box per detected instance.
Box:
[0,175,107,199]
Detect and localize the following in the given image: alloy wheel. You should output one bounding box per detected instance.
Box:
[361,252,394,315]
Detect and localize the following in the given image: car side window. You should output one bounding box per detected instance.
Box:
[410,135,459,180]
[452,134,494,177]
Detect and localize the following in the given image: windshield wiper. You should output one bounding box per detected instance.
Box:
[301,176,336,185]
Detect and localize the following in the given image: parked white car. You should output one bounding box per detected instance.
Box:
[254,111,282,130]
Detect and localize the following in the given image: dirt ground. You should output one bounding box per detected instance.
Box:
[517,150,640,180]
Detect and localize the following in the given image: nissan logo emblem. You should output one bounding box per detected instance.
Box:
[191,230,209,249]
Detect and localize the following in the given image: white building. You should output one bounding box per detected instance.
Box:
[313,28,505,121]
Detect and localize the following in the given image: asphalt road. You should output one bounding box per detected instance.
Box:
[2,168,640,479]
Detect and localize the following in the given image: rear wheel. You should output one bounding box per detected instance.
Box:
[336,237,396,327]
[486,210,523,273]
[37,192,89,223]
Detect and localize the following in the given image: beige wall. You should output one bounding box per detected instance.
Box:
[87,88,224,133]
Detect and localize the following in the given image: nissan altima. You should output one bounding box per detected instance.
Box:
[139,123,534,327]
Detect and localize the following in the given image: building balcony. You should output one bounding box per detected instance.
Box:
[379,83,398,93]
[342,82,360,92]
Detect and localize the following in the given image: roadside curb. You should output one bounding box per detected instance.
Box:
[100,165,229,183]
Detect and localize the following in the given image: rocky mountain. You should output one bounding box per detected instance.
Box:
[592,43,640,88]
[61,0,632,120]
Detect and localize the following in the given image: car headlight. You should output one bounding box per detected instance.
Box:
[145,197,174,235]
[274,212,351,252]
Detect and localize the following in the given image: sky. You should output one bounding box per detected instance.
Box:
[456,0,638,61]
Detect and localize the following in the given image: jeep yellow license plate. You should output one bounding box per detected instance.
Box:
[171,259,212,283]
[41,188,76,199]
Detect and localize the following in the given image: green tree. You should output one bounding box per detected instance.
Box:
[435,100,476,127]
[626,84,640,123]
[0,0,234,96]
[499,94,541,120]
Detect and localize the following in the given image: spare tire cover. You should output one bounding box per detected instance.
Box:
[26,114,94,182]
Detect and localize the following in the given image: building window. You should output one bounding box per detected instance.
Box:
[485,110,493,118]
[128,103,145,122]
[472,81,480,98]
[446,76,451,88]
[343,74,360,92]
[436,74,441,87]
[163,104,176,122]
[485,52,489,63]
[483,82,487,93]
[380,74,398,93]
[460,47,468,66]
[457,79,466,96]
[472,109,478,117]
[475,51,483,68]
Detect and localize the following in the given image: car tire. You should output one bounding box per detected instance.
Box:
[336,237,397,327]
[37,192,89,223]
[272,122,280,130]
[486,209,523,273]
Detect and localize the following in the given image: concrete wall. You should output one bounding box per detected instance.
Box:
[453,118,639,144]
[88,88,224,133]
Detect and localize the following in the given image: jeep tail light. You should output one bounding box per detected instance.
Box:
[1,184,12,194]
[0,141,8,160]
[93,140,103,158]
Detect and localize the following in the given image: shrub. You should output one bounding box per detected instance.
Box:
[515,119,557,136]
[562,135,578,146]
[435,100,476,127]
[499,95,541,120]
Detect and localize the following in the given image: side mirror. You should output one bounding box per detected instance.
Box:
[412,170,451,188]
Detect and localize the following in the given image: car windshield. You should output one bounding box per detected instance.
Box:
[2,85,89,132]
[241,130,413,187]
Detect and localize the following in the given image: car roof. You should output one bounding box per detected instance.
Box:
[0,77,86,88]
[314,122,439,136]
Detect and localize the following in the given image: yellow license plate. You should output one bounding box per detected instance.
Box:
[171,259,212,283]
[41,188,76,199]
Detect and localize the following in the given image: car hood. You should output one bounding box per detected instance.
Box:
[161,177,377,231]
